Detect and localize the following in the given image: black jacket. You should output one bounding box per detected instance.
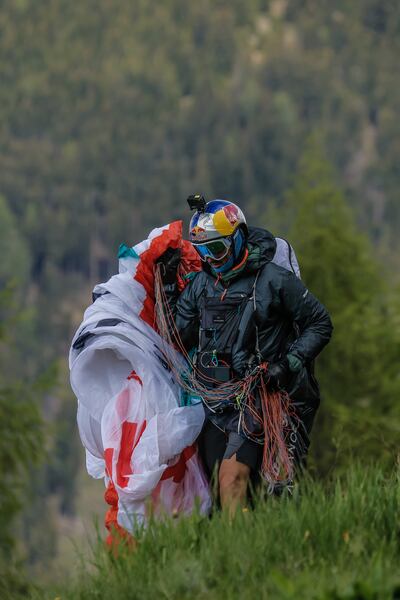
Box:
[173,227,333,408]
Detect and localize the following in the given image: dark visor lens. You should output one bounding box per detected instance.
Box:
[205,240,229,258]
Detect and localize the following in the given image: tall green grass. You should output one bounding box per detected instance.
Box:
[32,464,400,600]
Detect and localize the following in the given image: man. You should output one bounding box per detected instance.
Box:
[159,196,332,513]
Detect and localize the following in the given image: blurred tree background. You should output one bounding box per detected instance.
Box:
[0,0,399,586]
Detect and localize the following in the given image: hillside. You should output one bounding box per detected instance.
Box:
[26,465,400,600]
[1,0,400,588]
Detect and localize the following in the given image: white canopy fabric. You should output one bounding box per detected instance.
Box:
[69,222,211,532]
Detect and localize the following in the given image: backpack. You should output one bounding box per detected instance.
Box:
[272,238,301,278]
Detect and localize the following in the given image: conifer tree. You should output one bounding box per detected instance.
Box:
[286,140,399,470]
[0,290,44,596]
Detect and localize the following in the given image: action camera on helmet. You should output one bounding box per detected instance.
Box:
[187,194,207,212]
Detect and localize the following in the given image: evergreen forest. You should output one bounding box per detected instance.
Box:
[1,1,399,597]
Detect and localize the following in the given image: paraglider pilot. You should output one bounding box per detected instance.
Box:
[158,195,333,513]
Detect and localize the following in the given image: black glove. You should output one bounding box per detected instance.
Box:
[267,357,291,392]
[156,247,182,285]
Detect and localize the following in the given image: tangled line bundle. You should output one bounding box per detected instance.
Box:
[153,265,300,488]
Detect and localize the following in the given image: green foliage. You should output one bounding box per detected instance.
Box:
[32,464,400,600]
[0,382,43,556]
[0,195,30,289]
[0,0,399,585]
[0,239,56,588]
[285,140,400,471]
[1,0,399,374]
[1,0,400,302]
[46,371,82,516]
[0,568,34,600]
[0,287,46,595]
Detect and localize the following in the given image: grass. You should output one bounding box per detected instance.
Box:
[28,464,400,600]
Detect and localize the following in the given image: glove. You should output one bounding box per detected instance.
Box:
[156,247,182,285]
[267,358,291,392]
[267,353,303,391]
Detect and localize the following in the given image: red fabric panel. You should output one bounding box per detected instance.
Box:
[127,370,143,385]
[134,221,182,327]
[116,420,147,488]
[160,444,196,484]
[104,385,147,487]
[134,221,202,326]
[104,447,114,478]
[104,481,136,552]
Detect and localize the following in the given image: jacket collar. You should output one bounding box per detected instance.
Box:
[205,227,277,282]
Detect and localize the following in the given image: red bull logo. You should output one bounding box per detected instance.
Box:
[191,225,207,240]
[223,204,239,226]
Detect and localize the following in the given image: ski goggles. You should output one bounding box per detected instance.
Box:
[193,237,232,261]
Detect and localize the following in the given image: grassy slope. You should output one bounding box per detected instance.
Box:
[32,465,399,600]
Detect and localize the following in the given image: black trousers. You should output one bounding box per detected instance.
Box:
[197,401,318,482]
